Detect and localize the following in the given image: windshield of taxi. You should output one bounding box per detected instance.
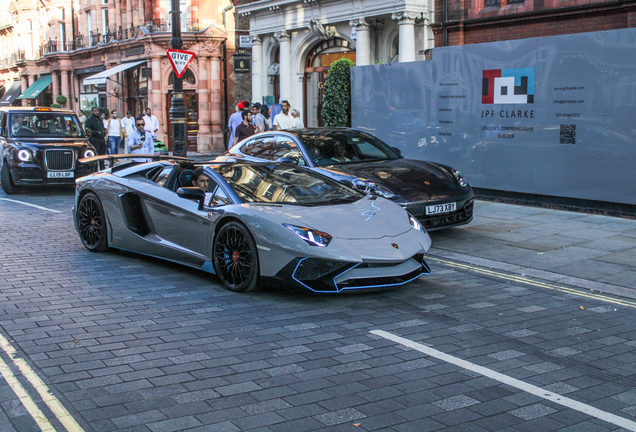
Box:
[9,112,85,138]
[213,164,363,205]
[296,130,400,166]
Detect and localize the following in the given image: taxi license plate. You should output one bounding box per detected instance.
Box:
[426,202,456,215]
[47,171,74,179]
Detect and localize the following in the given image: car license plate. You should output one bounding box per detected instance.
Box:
[426,202,456,215]
[47,171,74,179]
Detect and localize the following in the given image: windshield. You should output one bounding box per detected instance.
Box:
[9,112,85,138]
[297,130,400,166]
[213,164,364,205]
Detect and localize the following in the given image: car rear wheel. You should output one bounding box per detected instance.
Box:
[77,192,108,252]
[213,221,259,292]
[1,162,20,195]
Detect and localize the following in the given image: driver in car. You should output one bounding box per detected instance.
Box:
[11,115,31,135]
[191,167,215,206]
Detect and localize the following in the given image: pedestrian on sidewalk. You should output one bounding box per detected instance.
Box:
[143,108,159,139]
[233,110,257,146]
[273,100,295,130]
[106,110,124,155]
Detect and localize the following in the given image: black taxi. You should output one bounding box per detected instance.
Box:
[1,107,97,194]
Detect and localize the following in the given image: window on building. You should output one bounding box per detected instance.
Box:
[60,22,66,50]
[87,11,92,44]
[484,0,501,6]
[168,69,196,85]
[102,9,109,34]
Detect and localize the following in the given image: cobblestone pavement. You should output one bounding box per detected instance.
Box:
[1,189,636,431]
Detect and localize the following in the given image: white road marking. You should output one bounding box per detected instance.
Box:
[0,333,84,432]
[371,330,636,431]
[0,198,62,213]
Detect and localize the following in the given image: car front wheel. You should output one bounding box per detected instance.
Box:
[213,221,259,292]
[1,162,20,195]
[77,192,108,252]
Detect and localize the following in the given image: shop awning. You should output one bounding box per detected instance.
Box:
[16,75,52,100]
[0,81,22,106]
[83,60,146,86]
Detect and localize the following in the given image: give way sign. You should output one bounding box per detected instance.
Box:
[167,49,196,78]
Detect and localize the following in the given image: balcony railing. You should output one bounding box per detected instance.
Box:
[30,18,196,58]
[0,50,26,68]
[39,36,87,56]
[146,18,199,33]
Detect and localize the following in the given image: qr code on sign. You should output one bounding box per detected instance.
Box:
[560,124,576,144]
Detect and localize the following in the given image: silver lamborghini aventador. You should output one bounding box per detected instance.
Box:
[73,158,432,293]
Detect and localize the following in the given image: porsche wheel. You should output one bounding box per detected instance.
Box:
[77,192,108,252]
[213,221,259,292]
[1,163,20,195]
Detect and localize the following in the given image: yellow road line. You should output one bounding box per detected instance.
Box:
[428,256,636,309]
[0,333,85,432]
[0,354,56,431]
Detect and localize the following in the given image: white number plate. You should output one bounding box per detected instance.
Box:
[426,202,456,215]
[47,171,74,178]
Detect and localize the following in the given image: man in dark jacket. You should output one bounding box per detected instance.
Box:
[85,107,106,168]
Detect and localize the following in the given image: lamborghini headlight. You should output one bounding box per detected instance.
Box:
[17,149,32,162]
[452,169,468,188]
[408,213,425,232]
[283,224,332,247]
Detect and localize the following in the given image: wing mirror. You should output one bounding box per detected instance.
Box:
[391,146,402,156]
[277,157,298,164]
[177,187,206,210]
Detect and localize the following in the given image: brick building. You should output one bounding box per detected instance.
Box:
[0,0,237,153]
[433,0,636,46]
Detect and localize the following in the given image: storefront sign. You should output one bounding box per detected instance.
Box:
[234,48,250,56]
[126,46,145,57]
[239,36,253,48]
[234,57,251,74]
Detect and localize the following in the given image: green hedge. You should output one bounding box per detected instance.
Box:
[321,58,354,127]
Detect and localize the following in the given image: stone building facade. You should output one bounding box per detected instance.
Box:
[0,0,236,153]
[236,0,436,127]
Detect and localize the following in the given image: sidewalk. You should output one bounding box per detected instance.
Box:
[428,200,636,299]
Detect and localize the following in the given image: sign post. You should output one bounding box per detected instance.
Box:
[167,49,196,78]
[168,0,189,157]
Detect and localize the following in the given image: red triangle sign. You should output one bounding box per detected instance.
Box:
[167,49,196,78]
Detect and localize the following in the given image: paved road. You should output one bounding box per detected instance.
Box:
[1,188,636,431]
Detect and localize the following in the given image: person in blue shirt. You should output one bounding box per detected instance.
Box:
[227,101,249,148]
[127,117,155,162]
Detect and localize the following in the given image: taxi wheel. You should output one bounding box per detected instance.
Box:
[213,221,259,292]
[1,163,20,195]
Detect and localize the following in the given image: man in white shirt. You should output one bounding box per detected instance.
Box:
[273,100,295,130]
[121,111,135,142]
[128,117,155,162]
[105,110,124,155]
[143,108,159,139]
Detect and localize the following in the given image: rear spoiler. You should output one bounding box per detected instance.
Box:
[78,154,190,165]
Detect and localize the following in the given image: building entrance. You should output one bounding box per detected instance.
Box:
[165,90,199,152]
[303,38,355,127]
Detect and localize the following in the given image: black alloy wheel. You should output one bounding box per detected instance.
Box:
[213,221,259,292]
[1,162,20,195]
[77,192,108,252]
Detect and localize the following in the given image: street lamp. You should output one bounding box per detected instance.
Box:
[169,0,187,157]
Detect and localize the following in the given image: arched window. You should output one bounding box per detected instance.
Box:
[168,69,196,85]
